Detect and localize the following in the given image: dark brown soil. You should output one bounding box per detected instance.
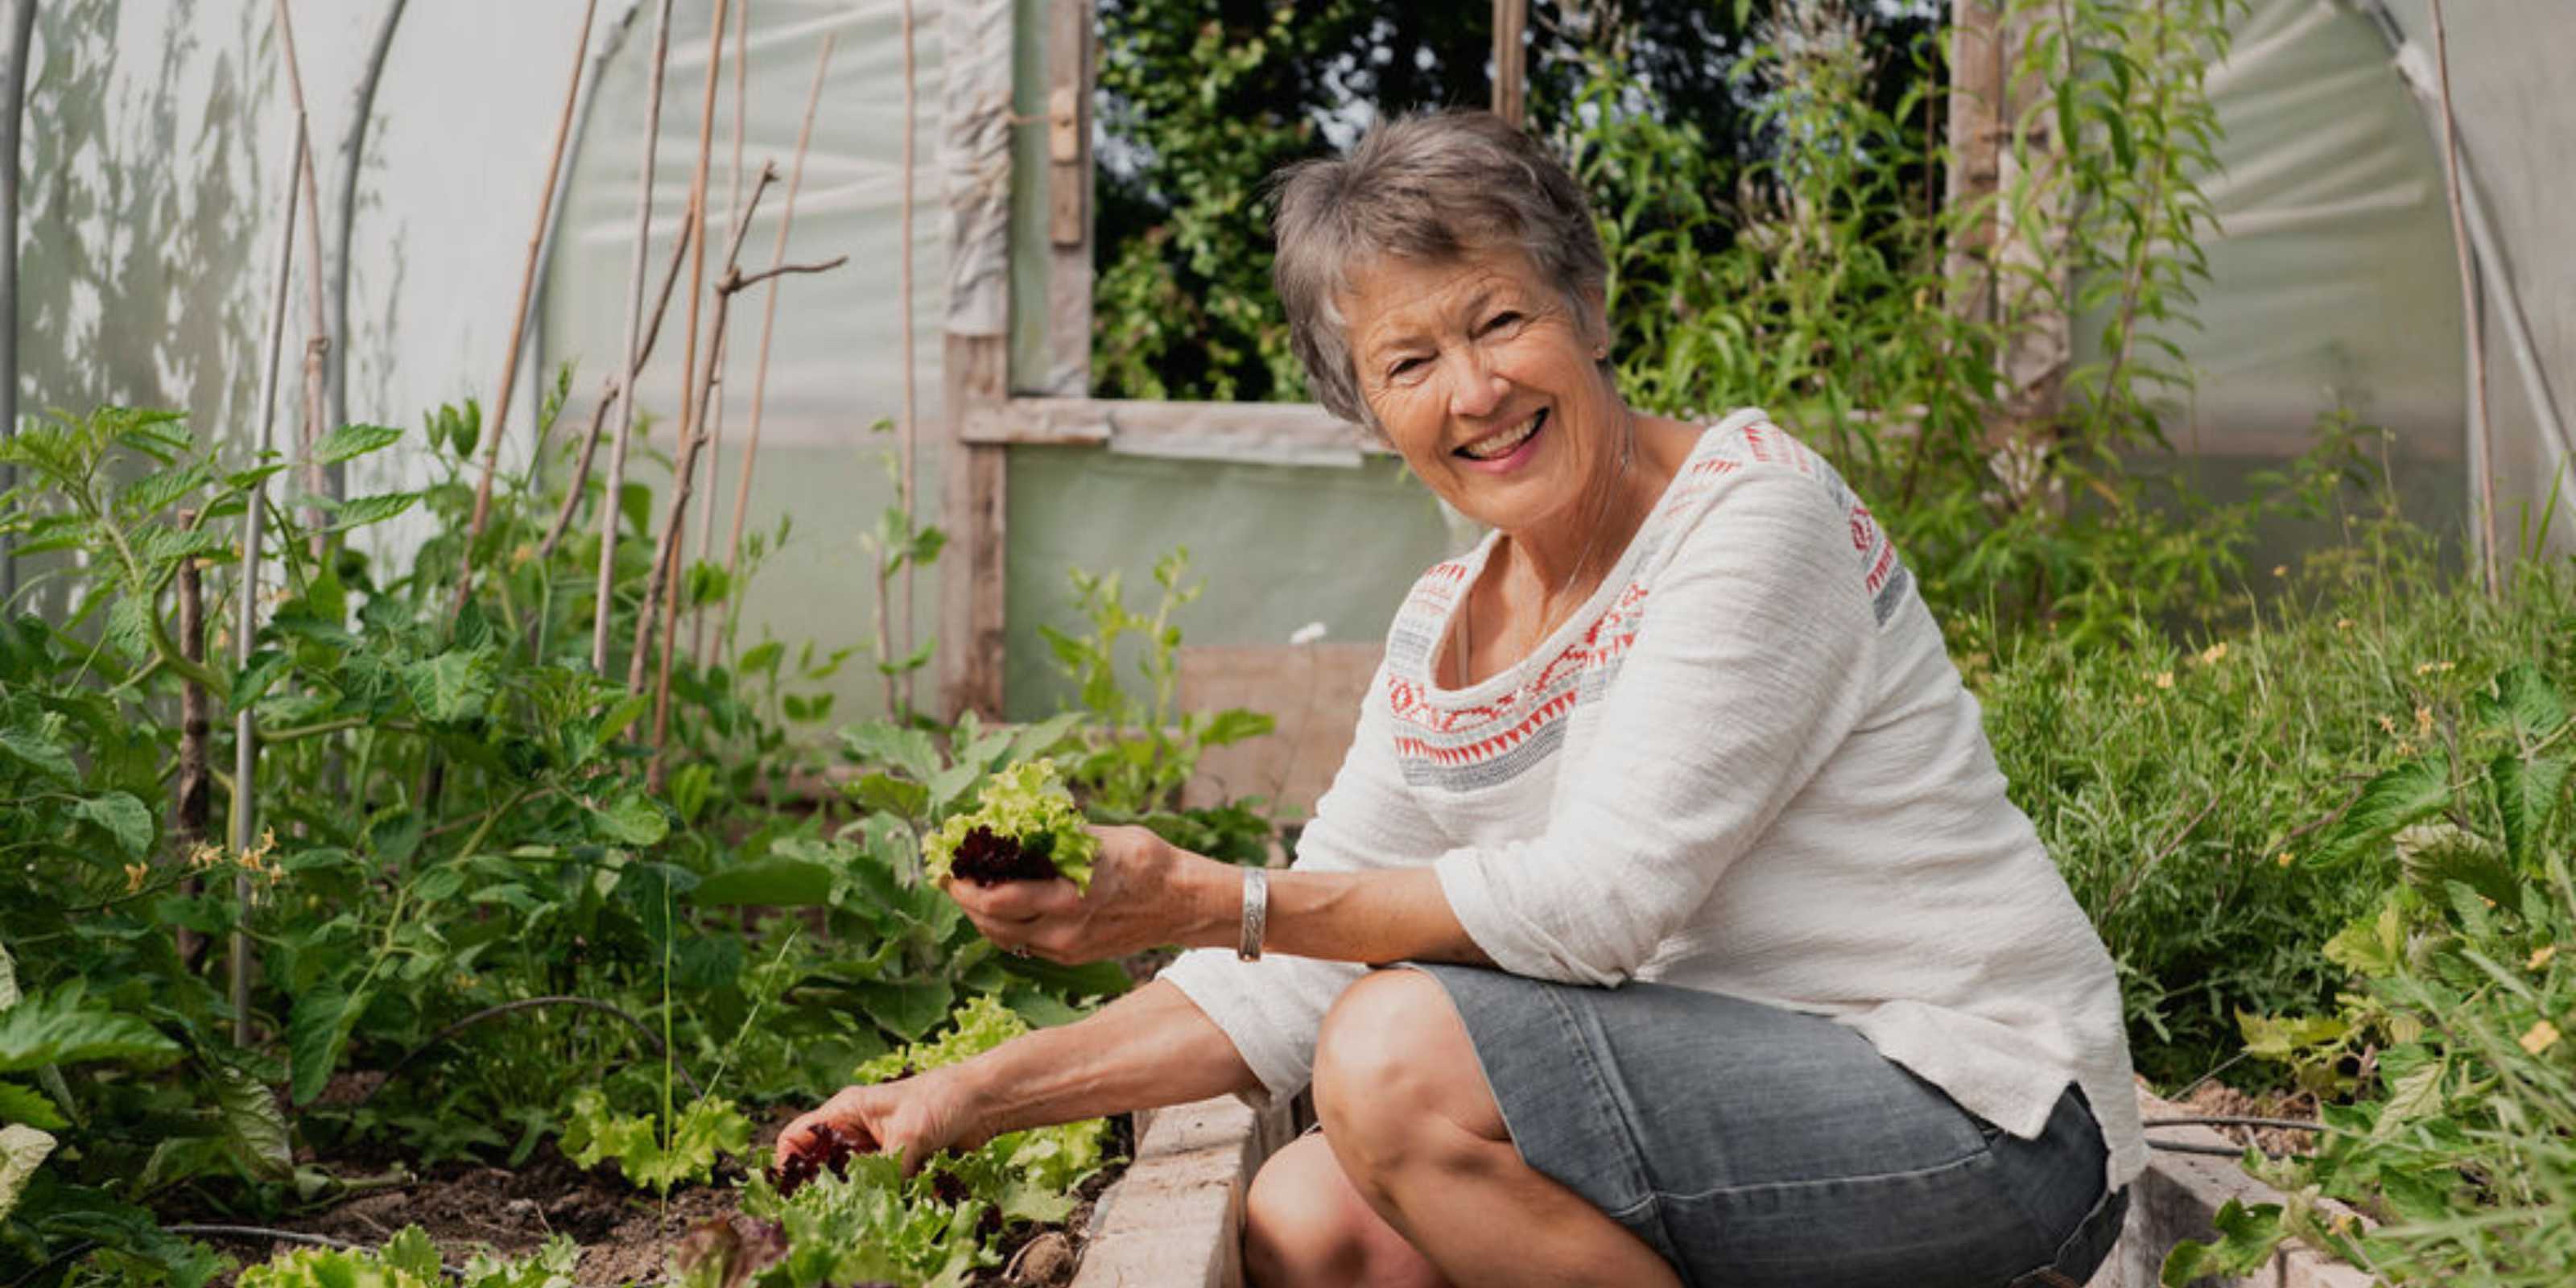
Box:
[187,1116,1126,1288]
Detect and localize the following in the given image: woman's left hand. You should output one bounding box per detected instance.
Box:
[946,824,1228,964]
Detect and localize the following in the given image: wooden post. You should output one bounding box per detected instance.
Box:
[1042,0,1092,396]
[1491,0,1525,127]
[1942,0,2004,324]
[936,0,1014,721]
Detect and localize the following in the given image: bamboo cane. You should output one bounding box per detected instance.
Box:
[592,0,679,675]
[896,0,918,714]
[325,0,407,469]
[2428,0,2496,597]
[174,512,209,969]
[537,218,695,565]
[633,165,774,706]
[689,0,752,665]
[629,0,734,693]
[717,33,835,668]
[233,116,307,1047]
[0,0,37,605]
[649,254,846,786]
[452,0,601,620]
[268,0,331,560]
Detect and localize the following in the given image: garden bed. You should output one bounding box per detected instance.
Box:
[1059,1086,2368,1288]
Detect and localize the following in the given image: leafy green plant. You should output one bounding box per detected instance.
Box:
[561,1088,753,1193]
[1040,547,1273,819]
[2164,711,2576,1282]
[921,759,1100,890]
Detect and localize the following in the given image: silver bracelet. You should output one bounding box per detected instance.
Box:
[1237,867,1269,962]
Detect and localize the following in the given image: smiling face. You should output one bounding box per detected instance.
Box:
[1342,246,1625,542]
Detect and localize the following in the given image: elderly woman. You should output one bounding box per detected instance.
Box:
[779,109,2141,1288]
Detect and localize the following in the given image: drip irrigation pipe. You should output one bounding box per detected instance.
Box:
[359,995,704,1106]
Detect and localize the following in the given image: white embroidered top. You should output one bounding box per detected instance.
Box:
[1159,409,2146,1191]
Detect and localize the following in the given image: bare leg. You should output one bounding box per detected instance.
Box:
[1310,970,1683,1288]
[1244,1133,1452,1288]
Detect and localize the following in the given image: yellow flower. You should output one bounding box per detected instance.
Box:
[2276,851,2295,868]
[2272,565,2288,578]
[2520,1020,2562,1055]
[2414,660,2455,676]
[2197,642,2228,666]
[2335,617,2355,631]
[123,863,150,894]
[2415,705,2434,740]
[2378,714,2400,737]
[187,840,225,871]
[2154,671,2174,690]
[2132,694,2149,708]
[2533,945,2559,971]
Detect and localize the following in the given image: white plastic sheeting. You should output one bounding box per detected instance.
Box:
[2134,0,2574,551]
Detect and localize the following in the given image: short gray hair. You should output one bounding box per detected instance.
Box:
[1269,109,1610,430]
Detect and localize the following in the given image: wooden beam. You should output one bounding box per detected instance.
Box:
[941,335,1009,718]
[1042,0,1093,395]
[964,397,1384,463]
[1942,0,2004,324]
[939,0,1015,720]
[1492,0,1525,127]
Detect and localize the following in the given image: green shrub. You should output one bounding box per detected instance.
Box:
[1976,545,2576,1085]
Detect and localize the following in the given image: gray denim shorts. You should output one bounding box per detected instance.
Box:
[1402,964,2128,1288]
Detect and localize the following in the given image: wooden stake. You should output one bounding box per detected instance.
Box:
[2429,0,2496,596]
[690,0,753,666]
[633,166,779,700]
[631,0,732,691]
[719,33,835,667]
[175,513,210,968]
[452,0,601,619]
[593,0,679,675]
[898,0,919,713]
[234,117,308,1046]
[539,219,694,564]
[269,0,332,559]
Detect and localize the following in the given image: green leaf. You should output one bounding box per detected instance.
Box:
[381,1228,444,1285]
[288,982,358,1105]
[737,639,784,678]
[2372,1047,2446,1139]
[2161,1199,2285,1286]
[315,423,405,464]
[230,648,295,709]
[590,793,669,848]
[0,985,183,1072]
[2322,898,2407,979]
[212,1061,293,1182]
[1197,707,1275,748]
[0,1080,66,1129]
[0,724,76,786]
[402,650,493,722]
[848,978,956,1043]
[71,793,154,860]
[842,720,939,782]
[844,771,930,819]
[2475,663,2568,744]
[2320,758,2450,861]
[2489,751,2570,872]
[330,491,422,531]
[690,857,834,907]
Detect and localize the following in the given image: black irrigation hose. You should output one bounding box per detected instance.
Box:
[164,1226,467,1279]
[359,995,705,1106]
[2149,1140,2270,1158]
[2145,1115,2326,1133]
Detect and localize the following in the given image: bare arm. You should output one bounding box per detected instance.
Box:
[950,826,1492,972]
[776,975,1259,1172]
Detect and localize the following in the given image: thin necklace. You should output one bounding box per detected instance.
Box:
[1454,411,1637,691]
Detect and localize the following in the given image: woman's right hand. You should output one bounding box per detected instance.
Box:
[773,1063,989,1177]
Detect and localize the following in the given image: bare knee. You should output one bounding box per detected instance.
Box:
[1244,1134,1447,1288]
[1312,970,1488,1142]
